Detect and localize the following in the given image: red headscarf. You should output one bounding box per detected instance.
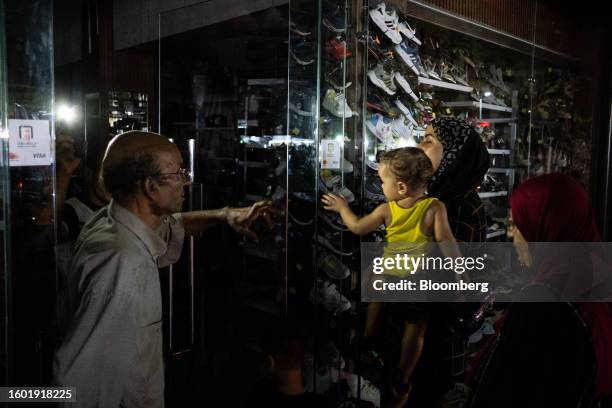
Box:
[510,173,601,242]
[510,173,612,397]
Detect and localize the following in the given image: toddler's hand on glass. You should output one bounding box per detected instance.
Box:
[321,193,348,213]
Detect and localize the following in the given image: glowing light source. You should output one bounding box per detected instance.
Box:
[56,104,78,124]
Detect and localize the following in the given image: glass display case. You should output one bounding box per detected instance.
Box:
[157,1,600,405]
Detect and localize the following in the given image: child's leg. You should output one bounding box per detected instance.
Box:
[398,320,428,384]
[364,302,383,338]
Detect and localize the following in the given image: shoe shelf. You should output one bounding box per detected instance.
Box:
[417,76,473,93]
[237,160,270,169]
[486,229,506,239]
[443,101,513,113]
[478,191,508,198]
[487,149,511,155]
[488,168,515,174]
[478,117,518,124]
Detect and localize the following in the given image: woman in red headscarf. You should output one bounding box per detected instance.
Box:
[467,174,612,407]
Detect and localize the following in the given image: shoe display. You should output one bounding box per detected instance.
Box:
[321,174,356,203]
[365,173,385,203]
[366,113,393,144]
[315,233,354,257]
[325,63,352,90]
[318,249,351,280]
[319,210,349,232]
[326,35,352,61]
[398,20,421,46]
[322,88,355,118]
[394,41,424,76]
[394,71,419,101]
[391,115,417,147]
[309,279,352,314]
[367,63,397,95]
[369,3,402,44]
[393,98,418,126]
[367,92,400,117]
[290,40,315,65]
[290,20,312,37]
[322,2,347,33]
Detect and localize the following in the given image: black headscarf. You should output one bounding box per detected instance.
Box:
[427,117,490,202]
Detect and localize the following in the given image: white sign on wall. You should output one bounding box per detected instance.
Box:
[8,119,52,166]
[320,138,341,170]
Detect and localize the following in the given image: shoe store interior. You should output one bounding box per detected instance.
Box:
[1,0,611,407]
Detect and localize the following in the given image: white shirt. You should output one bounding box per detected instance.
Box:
[54,201,184,407]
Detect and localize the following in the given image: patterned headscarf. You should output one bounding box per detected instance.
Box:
[427,117,490,202]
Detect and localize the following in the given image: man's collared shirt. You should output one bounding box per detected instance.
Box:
[54,201,184,408]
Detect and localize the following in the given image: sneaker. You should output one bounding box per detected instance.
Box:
[423,58,442,80]
[366,158,379,171]
[319,210,349,232]
[393,98,418,126]
[367,63,397,95]
[442,383,471,407]
[290,41,315,65]
[318,250,351,280]
[289,211,314,226]
[315,232,354,257]
[290,91,315,116]
[367,92,400,117]
[290,21,312,37]
[369,3,402,44]
[394,41,424,76]
[325,64,352,90]
[323,12,346,33]
[398,20,421,45]
[326,35,352,61]
[309,279,352,314]
[322,88,355,118]
[361,32,394,62]
[321,174,356,203]
[391,115,417,147]
[365,174,385,202]
[366,113,393,144]
[394,72,419,101]
[342,370,382,407]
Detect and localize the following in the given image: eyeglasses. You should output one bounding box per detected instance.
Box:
[151,168,192,182]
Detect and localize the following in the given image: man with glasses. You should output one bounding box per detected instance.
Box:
[54,131,275,407]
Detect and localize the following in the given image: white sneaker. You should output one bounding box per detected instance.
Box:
[394,41,422,76]
[369,3,402,44]
[398,21,421,45]
[342,369,382,407]
[322,88,355,118]
[366,113,393,144]
[309,279,351,314]
[393,99,418,126]
[391,115,417,147]
[394,72,419,101]
[368,64,397,95]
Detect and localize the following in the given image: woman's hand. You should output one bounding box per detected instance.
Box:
[321,193,348,213]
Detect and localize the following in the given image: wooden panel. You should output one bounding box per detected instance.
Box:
[418,0,582,58]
